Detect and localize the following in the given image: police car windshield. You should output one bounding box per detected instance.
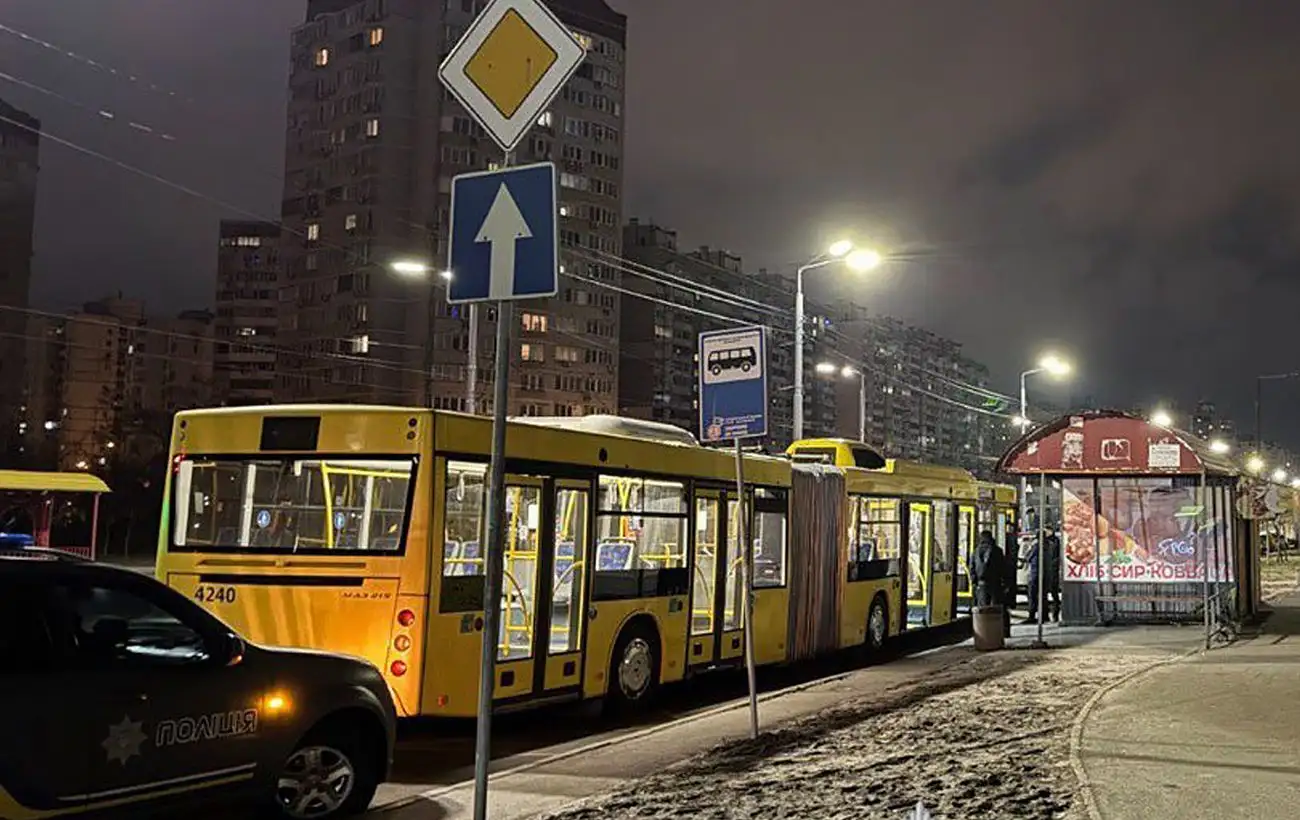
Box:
[170,456,416,554]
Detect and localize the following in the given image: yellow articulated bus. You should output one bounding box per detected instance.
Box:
[786,439,1017,633]
[157,407,1012,719]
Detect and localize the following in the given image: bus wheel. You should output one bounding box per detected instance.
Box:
[607,623,659,713]
[865,596,889,653]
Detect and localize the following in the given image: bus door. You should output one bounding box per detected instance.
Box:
[719,494,749,661]
[929,501,955,626]
[955,505,977,615]
[537,479,590,693]
[905,502,933,628]
[689,489,723,667]
[493,476,544,700]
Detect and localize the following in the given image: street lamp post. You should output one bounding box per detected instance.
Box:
[815,362,867,442]
[391,260,454,407]
[793,243,881,441]
[1016,353,1071,633]
[1255,371,1300,466]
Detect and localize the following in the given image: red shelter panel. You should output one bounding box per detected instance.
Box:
[998,412,1237,476]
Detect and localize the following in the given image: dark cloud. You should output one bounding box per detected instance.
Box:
[5,0,1300,445]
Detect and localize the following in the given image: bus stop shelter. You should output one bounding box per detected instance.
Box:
[998,411,1257,635]
[0,470,110,559]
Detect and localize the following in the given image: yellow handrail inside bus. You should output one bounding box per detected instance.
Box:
[499,569,532,657]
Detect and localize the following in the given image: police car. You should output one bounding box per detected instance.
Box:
[0,549,396,819]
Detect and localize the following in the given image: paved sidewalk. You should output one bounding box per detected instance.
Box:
[1078,594,1300,819]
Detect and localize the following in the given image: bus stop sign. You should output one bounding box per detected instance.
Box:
[698,326,768,443]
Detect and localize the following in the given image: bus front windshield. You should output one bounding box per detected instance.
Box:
[170,456,416,553]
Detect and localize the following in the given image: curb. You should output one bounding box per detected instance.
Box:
[1067,645,1202,820]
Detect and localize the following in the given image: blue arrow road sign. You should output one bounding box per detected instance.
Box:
[448,162,558,304]
[699,326,768,443]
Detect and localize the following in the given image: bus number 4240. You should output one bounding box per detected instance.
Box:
[194,586,237,604]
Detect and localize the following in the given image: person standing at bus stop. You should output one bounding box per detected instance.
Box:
[1042,528,1062,622]
[972,530,1005,608]
[1002,521,1018,636]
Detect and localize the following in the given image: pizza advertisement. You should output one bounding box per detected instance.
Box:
[1061,478,1233,584]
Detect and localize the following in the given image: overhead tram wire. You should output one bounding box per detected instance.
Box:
[3,72,1014,419]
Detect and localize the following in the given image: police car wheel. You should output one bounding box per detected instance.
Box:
[273,728,379,819]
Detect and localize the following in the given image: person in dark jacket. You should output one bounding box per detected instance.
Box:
[1002,522,1019,636]
[1024,534,1040,624]
[971,530,1005,607]
[1042,529,1062,622]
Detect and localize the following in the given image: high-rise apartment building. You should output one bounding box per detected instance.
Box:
[618,220,839,449]
[0,99,40,463]
[19,298,213,471]
[835,311,1009,475]
[276,0,626,416]
[216,220,280,404]
[1191,400,1237,445]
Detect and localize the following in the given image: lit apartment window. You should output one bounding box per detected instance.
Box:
[369,27,384,46]
[237,327,257,337]
[351,335,370,354]
[365,118,380,138]
[520,343,544,362]
[573,32,593,51]
[536,110,553,128]
[345,214,358,231]
[306,223,320,241]
[314,47,330,67]
[555,346,579,363]
[558,204,569,217]
[521,312,548,332]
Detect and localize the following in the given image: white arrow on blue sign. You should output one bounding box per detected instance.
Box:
[447,161,558,304]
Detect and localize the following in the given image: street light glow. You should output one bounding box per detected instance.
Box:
[1247,455,1266,474]
[1209,439,1231,454]
[1151,409,1173,428]
[846,248,882,272]
[391,260,430,276]
[1039,354,1072,377]
[1273,468,1288,483]
[1012,415,1030,428]
[841,365,858,378]
[815,361,837,375]
[828,239,853,258]
[439,269,454,281]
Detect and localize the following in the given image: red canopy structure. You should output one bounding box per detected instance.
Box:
[997,411,1237,477]
[997,411,1255,635]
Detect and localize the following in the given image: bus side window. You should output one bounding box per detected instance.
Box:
[443,462,487,577]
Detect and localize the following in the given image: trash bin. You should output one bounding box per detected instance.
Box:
[973,606,1005,651]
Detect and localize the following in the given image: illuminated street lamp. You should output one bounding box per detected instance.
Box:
[1247,455,1266,474]
[1019,352,1074,526]
[390,259,431,276]
[1209,439,1231,454]
[1150,409,1174,428]
[793,240,885,440]
[1273,468,1289,484]
[816,362,867,442]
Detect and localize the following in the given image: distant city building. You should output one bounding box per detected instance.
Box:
[0,98,40,463]
[216,220,280,404]
[830,310,1010,475]
[19,297,213,471]
[1191,399,1237,444]
[617,220,836,450]
[276,0,626,417]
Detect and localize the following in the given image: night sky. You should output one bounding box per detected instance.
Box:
[5,1,1300,446]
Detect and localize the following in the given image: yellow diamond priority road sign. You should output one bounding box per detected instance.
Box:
[440,0,587,153]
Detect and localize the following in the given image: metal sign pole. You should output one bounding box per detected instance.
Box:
[1033,472,1048,648]
[1202,471,1211,650]
[735,436,759,739]
[471,151,516,820]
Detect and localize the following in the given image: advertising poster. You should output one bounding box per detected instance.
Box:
[1062,478,1232,584]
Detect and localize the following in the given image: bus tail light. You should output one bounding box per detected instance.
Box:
[394,635,411,652]
[390,660,408,677]
[397,609,416,627]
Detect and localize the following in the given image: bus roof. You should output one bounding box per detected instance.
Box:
[0,470,110,494]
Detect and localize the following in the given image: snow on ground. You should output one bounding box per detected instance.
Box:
[543,649,1166,820]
